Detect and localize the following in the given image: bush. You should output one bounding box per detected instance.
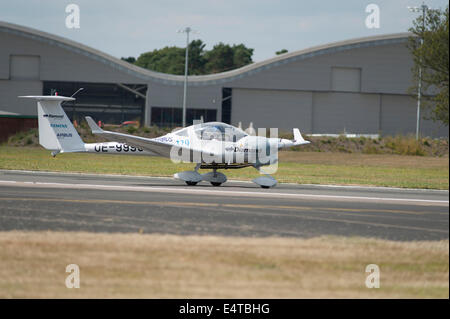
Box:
[126,126,137,134]
[383,135,426,156]
[363,145,382,154]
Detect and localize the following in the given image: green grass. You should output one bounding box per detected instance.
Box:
[0,146,448,189]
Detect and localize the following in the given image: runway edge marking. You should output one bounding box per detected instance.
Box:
[0,180,448,206]
[1,169,448,193]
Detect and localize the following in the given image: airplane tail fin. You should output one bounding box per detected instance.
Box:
[19,96,85,152]
[293,128,310,145]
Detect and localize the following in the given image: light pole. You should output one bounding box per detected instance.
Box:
[177,27,193,127]
[408,3,428,140]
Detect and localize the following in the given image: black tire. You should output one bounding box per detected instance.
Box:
[186,181,198,186]
[260,185,270,189]
[211,182,222,187]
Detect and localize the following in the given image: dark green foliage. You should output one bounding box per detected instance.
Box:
[187,40,207,75]
[134,40,253,75]
[121,56,136,64]
[204,42,235,73]
[275,49,288,55]
[135,46,185,74]
[408,6,449,126]
[126,126,137,134]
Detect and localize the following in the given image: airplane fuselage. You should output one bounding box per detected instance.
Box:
[19,95,310,188]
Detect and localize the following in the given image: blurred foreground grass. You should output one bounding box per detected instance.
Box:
[0,231,448,298]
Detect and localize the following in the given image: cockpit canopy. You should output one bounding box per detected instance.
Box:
[174,122,248,142]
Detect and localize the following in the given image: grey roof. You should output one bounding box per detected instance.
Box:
[0,21,412,87]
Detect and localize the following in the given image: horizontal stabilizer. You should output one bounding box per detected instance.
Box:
[19,95,75,102]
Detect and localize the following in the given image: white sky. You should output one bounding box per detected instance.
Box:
[1,0,448,62]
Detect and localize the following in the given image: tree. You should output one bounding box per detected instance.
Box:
[135,46,185,75]
[204,42,235,73]
[204,43,253,73]
[276,49,288,55]
[187,39,206,75]
[133,41,254,75]
[408,6,449,126]
[232,44,254,68]
[121,56,136,63]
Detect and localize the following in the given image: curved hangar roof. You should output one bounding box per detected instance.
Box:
[0,21,410,87]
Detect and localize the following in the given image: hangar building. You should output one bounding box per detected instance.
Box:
[0,21,447,138]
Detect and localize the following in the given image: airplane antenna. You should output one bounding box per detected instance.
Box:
[70,87,84,98]
[61,88,84,106]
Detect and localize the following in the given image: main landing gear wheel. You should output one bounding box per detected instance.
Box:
[210,182,222,186]
[202,170,227,187]
[174,167,202,186]
[175,165,228,187]
[252,166,278,188]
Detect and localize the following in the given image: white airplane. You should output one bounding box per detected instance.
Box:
[19,95,310,188]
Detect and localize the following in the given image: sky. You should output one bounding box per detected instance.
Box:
[1,0,448,62]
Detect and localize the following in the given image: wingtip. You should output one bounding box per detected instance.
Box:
[85,116,103,133]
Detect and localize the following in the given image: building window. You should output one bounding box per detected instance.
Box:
[331,67,361,92]
[151,107,217,127]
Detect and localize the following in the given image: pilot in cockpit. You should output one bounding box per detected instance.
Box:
[202,126,223,141]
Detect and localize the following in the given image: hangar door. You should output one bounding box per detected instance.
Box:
[231,88,313,133]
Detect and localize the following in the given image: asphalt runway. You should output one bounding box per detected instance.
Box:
[0,169,448,241]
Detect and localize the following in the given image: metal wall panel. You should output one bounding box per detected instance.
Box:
[148,83,221,110]
[0,52,9,79]
[0,80,43,115]
[380,94,416,135]
[331,67,361,92]
[313,92,380,134]
[232,88,313,133]
[360,43,414,94]
[10,55,40,80]
[0,32,145,84]
[380,94,448,137]
[229,58,332,91]
[228,44,413,95]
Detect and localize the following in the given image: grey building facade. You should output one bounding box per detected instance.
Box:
[0,21,447,137]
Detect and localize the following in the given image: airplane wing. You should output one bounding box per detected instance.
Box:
[85,117,182,158]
